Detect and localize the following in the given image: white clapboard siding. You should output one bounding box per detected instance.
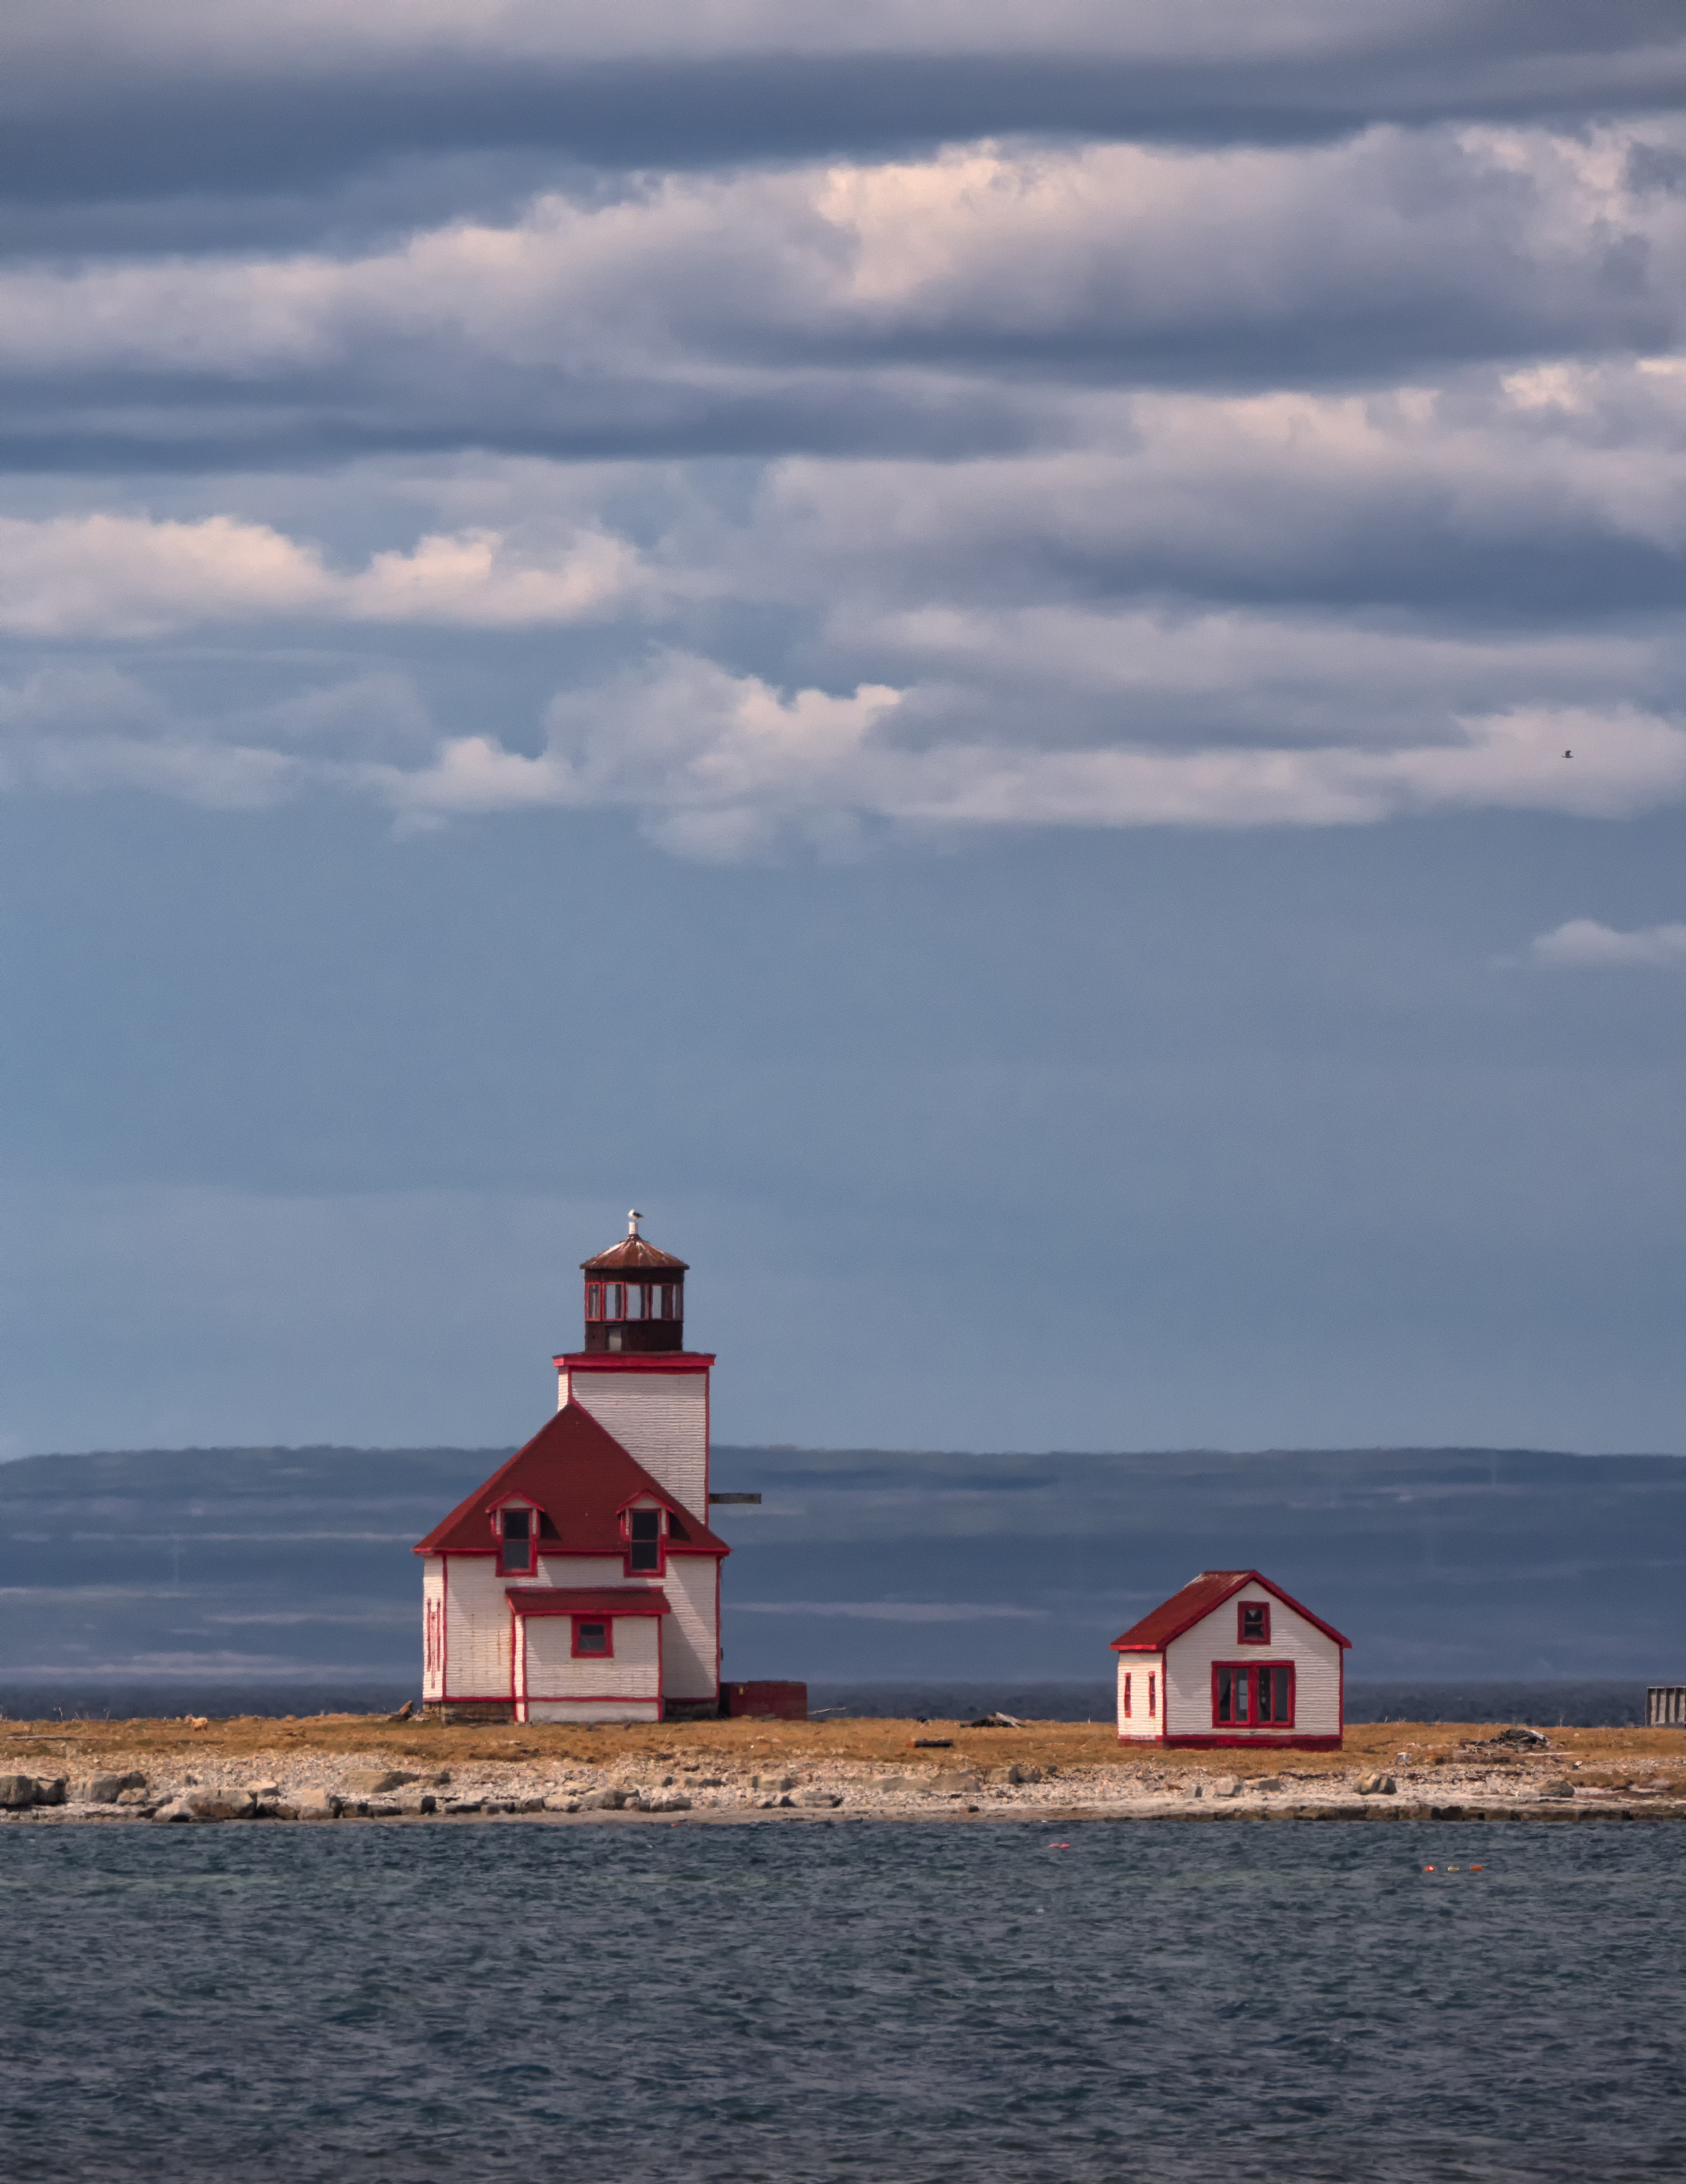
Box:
[563,1369,709,1520]
[660,1554,720,1700]
[441,1555,512,1701]
[1115,1654,1165,1741]
[521,1611,660,1704]
[422,1559,446,1701]
[1163,1582,1342,1740]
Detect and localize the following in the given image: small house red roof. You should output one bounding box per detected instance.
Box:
[1111,1570,1351,1653]
[504,1586,670,1616]
[413,1401,730,1559]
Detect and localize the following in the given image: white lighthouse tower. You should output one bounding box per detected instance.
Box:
[414,1213,730,1723]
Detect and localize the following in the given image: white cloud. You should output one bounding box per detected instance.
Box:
[0,512,649,635]
[1532,919,1686,968]
[0,121,1681,395]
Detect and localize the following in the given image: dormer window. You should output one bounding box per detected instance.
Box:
[624,1505,664,1575]
[1239,1601,1270,1644]
[498,1507,535,1577]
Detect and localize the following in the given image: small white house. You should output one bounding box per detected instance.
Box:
[1111,1570,1351,1750]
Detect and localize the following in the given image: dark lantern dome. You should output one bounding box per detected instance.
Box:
[579,1211,688,1352]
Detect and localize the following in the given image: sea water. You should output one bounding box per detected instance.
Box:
[1,1818,1681,2183]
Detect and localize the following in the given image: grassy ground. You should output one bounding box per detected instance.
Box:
[3,1712,1681,1786]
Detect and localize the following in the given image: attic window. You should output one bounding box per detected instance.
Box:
[627,1507,663,1574]
[498,1508,534,1576]
[1239,1602,1270,1644]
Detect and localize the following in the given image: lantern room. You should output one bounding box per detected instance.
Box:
[580,1211,689,1352]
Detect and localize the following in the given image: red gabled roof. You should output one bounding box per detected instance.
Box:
[1110,1570,1351,1653]
[505,1586,670,1616]
[413,1401,730,1558]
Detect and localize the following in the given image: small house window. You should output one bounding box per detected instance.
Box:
[1213,1663,1293,1729]
[627,1507,663,1573]
[1122,1672,1132,1719]
[573,1618,611,1657]
[1148,1673,1157,1717]
[608,1282,624,1319]
[1239,1601,1270,1644]
[498,1508,534,1576]
[585,1282,604,1320]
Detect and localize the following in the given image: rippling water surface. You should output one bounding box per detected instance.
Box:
[2,1819,1681,2182]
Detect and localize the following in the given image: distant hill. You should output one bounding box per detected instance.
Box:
[1,1442,1681,1694]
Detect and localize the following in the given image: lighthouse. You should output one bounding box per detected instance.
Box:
[414,1213,730,1723]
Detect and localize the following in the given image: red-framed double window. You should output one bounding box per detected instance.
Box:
[1213,1661,1294,1728]
[1238,1601,1271,1644]
[572,1616,613,1659]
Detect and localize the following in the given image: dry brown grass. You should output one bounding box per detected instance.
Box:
[2,1712,1681,1777]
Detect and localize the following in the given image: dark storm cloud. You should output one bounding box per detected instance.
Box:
[2,2,1685,217]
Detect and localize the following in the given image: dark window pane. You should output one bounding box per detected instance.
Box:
[1273,1667,1292,1721]
[629,1541,660,1572]
[629,1510,660,1541]
[503,1511,529,1541]
[577,1621,608,1653]
[1216,1667,1233,1724]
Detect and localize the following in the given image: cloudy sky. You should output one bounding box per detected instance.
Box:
[5,1,1686,1458]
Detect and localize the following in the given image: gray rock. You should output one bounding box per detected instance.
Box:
[442,1798,483,1815]
[115,1785,151,1806]
[181,1791,254,1822]
[1539,1779,1575,1800]
[1492,1726,1550,1750]
[645,1793,692,1813]
[793,1789,842,1808]
[544,1795,581,1812]
[875,1775,923,1794]
[0,1775,40,1808]
[931,1772,983,1795]
[394,1791,438,1815]
[69,1774,128,1804]
[1356,1773,1397,1796]
[297,1793,340,1821]
[577,1788,625,1810]
[151,1799,196,1824]
[1251,1777,1283,1793]
[243,1782,281,1800]
[341,1768,415,1797]
[985,1763,1040,1786]
[254,1800,299,1820]
[753,1774,797,1792]
[1209,1777,1240,1798]
[32,1777,67,1807]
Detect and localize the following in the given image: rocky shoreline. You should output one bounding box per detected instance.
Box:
[5,1750,1685,1826]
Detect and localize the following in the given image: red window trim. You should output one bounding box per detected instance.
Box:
[1211,1660,1296,1730]
[1238,1600,1271,1644]
[496,1505,536,1578]
[622,1502,668,1580]
[572,1615,614,1660]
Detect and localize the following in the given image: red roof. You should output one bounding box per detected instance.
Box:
[1111,1570,1351,1653]
[413,1400,730,1558]
[504,1586,670,1616]
[581,1234,688,1273]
